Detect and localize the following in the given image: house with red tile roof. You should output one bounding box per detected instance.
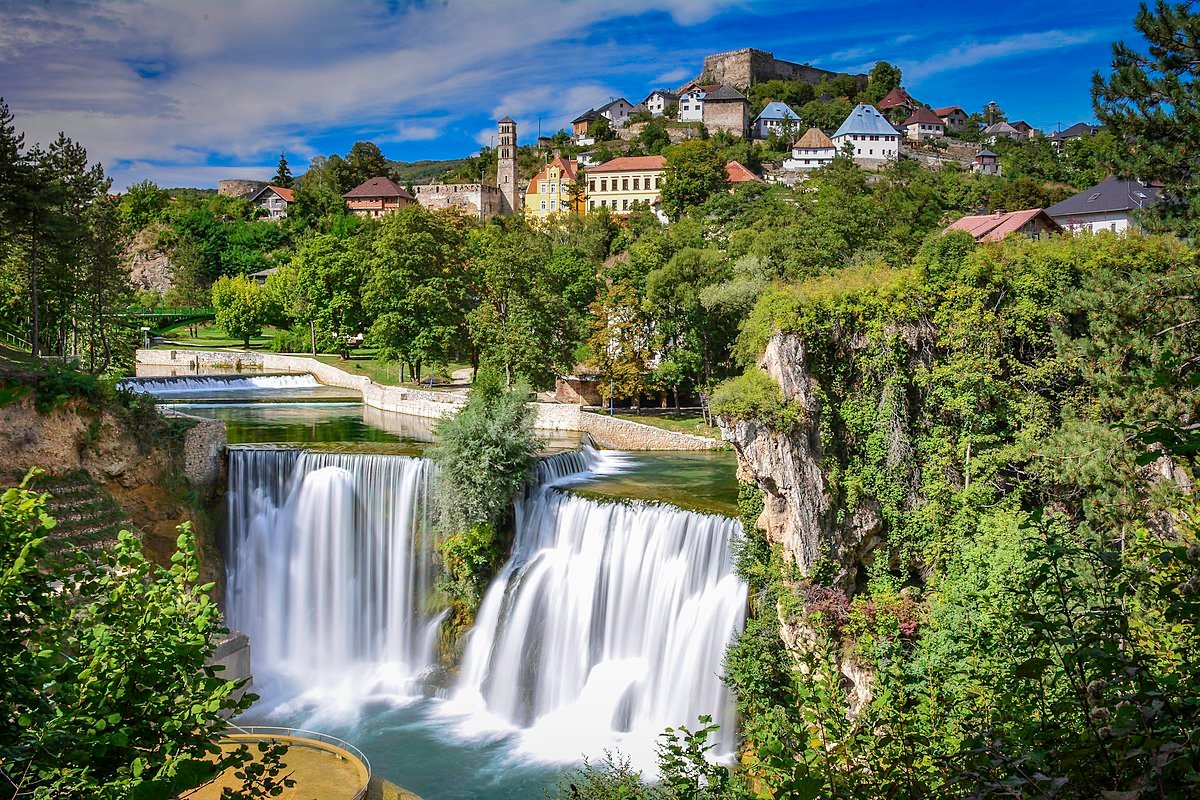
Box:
[585,155,666,217]
[933,106,969,132]
[248,185,294,221]
[343,176,416,218]
[525,156,581,220]
[899,107,945,141]
[725,161,761,184]
[876,87,919,119]
[945,208,1062,242]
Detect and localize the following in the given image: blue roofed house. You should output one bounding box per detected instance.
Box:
[753,101,801,140]
[831,104,900,165]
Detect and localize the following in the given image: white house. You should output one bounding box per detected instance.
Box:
[899,107,945,141]
[783,127,837,171]
[1045,176,1160,235]
[831,104,900,164]
[597,97,635,129]
[983,121,1025,142]
[642,90,679,117]
[677,83,719,122]
[248,185,293,220]
[752,101,801,140]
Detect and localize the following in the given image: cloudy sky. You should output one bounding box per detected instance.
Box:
[1,0,1142,190]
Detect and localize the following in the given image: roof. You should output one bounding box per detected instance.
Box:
[946,208,1062,242]
[342,176,414,200]
[588,155,666,173]
[755,101,799,121]
[644,90,679,103]
[526,157,579,195]
[571,109,598,124]
[794,127,834,149]
[498,116,514,124]
[976,148,997,158]
[933,106,966,117]
[597,97,631,113]
[630,102,649,114]
[984,121,1020,135]
[1045,176,1160,218]
[1051,122,1099,140]
[680,82,722,95]
[833,104,898,138]
[877,87,917,110]
[249,267,278,279]
[901,107,945,127]
[704,84,748,103]
[1010,120,1034,131]
[249,185,294,203]
[725,161,761,183]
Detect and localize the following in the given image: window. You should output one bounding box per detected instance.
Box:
[601,179,608,191]
[550,200,557,210]
[539,182,547,194]
[589,180,595,192]
[622,199,629,210]
[549,182,557,193]
[622,178,629,191]
[589,200,595,209]
[540,201,546,210]
[1087,192,1101,202]
[633,178,640,190]
[654,177,660,189]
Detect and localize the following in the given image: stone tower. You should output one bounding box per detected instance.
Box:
[497,116,519,214]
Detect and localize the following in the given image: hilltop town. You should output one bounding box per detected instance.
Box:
[219,46,1138,236]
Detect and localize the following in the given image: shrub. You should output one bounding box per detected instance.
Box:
[711,368,803,431]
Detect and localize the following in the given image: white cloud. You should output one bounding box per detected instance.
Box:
[1,0,743,185]
[109,163,274,192]
[652,67,692,86]
[901,29,1105,82]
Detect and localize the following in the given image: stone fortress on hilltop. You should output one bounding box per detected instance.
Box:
[682,47,868,91]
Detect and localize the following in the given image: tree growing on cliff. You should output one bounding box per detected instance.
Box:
[0,475,287,799]
[1093,0,1200,237]
[211,273,267,348]
[863,61,903,104]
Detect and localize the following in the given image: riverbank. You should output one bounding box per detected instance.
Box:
[135,349,727,451]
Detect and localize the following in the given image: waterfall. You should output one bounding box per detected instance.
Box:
[454,487,746,766]
[224,443,746,768]
[123,373,320,394]
[224,447,441,706]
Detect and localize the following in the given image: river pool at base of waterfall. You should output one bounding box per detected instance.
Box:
[243,698,579,799]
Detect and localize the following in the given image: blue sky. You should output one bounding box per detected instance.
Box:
[0,0,1143,190]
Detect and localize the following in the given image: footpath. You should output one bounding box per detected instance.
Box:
[135,349,726,451]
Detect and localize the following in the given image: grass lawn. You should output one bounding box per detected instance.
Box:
[602,410,723,440]
[154,321,275,350]
[313,352,472,389]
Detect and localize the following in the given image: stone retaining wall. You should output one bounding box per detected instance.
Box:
[135,350,726,449]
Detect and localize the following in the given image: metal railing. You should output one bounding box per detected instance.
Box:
[0,327,33,352]
[225,724,372,799]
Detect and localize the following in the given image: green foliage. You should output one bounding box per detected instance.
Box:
[660,140,729,221]
[271,151,292,189]
[211,274,267,348]
[428,375,538,616]
[1093,0,1200,237]
[863,61,902,104]
[711,368,803,432]
[0,478,272,799]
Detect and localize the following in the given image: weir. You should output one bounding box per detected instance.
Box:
[124,374,322,394]
[223,443,746,765]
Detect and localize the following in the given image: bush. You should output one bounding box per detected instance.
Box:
[710,368,803,431]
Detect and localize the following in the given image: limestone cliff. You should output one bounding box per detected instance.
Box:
[124,224,175,296]
[722,333,883,591]
[0,395,226,585]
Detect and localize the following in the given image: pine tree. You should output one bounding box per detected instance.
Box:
[273,150,292,188]
[1093,0,1200,237]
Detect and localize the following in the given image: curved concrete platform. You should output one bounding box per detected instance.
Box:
[187,729,371,800]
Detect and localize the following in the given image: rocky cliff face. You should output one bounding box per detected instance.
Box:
[125,225,175,295]
[722,333,883,591]
[1,396,226,585]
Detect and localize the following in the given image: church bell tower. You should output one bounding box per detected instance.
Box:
[497,116,519,214]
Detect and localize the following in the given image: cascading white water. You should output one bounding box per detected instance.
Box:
[123,373,320,394]
[224,442,746,770]
[224,447,441,708]
[453,482,747,767]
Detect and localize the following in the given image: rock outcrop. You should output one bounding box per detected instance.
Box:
[124,224,174,295]
[1,395,225,584]
[721,333,883,591]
